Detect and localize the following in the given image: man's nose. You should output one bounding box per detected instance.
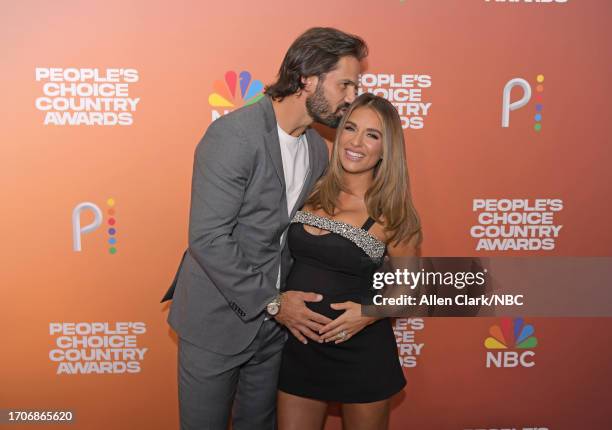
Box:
[345,89,357,104]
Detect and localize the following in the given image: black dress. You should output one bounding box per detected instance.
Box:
[278,210,406,403]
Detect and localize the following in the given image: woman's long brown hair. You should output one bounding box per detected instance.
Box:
[305,92,422,246]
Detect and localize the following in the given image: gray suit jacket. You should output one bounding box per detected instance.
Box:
[163,96,329,354]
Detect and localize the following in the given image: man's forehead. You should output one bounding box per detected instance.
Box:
[328,58,361,80]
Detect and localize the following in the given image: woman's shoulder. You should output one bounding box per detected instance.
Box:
[370,216,421,256]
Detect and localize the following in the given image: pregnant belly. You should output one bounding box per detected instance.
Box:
[285,261,372,319]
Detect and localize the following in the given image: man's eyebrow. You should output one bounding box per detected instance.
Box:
[341,79,359,87]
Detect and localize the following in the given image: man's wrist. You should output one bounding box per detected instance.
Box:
[266,292,283,316]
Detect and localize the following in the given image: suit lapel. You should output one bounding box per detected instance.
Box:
[260,96,289,225]
[260,97,286,190]
[263,127,286,190]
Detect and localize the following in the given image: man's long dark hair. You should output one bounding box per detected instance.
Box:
[264,27,368,101]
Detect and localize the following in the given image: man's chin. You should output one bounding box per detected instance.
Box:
[327,114,345,129]
[313,116,340,129]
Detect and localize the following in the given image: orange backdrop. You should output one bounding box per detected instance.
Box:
[2,0,611,429]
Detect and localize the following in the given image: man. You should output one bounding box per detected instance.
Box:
[162,27,367,429]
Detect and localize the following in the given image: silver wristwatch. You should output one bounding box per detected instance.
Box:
[266,293,282,316]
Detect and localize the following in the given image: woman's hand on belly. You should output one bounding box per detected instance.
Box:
[318,301,380,344]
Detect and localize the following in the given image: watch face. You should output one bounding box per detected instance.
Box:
[267,302,279,315]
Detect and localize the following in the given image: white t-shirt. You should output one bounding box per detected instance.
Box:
[277,124,310,216]
[274,125,309,292]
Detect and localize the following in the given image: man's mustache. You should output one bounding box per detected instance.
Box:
[336,104,350,115]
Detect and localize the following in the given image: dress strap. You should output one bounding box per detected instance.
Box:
[292,211,386,260]
[360,217,376,232]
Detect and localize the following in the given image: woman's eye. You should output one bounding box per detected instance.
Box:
[345,125,355,131]
[368,133,379,140]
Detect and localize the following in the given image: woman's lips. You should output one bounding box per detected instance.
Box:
[344,148,365,162]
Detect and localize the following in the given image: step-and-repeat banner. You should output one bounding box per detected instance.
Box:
[2,1,611,429]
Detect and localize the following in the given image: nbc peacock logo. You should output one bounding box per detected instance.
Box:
[484,317,538,368]
[208,70,265,121]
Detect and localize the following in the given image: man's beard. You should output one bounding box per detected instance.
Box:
[305,81,349,129]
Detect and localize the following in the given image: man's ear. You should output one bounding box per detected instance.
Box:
[301,76,318,95]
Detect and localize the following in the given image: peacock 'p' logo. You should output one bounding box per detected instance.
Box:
[208,70,264,108]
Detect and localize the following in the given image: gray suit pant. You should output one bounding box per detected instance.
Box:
[178,319,286,430]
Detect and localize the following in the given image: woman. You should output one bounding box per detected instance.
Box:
[277,92,422,430]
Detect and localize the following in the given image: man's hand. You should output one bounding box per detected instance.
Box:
[274,291,332,344]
